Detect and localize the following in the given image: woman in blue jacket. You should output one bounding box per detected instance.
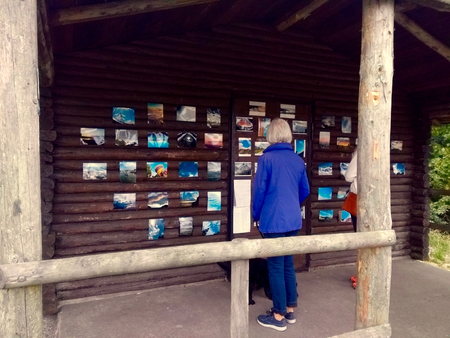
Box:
[253,118,310,332]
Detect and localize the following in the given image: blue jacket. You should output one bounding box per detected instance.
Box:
[252,143,310,233]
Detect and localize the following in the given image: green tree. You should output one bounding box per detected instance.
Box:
[429,124,450,224]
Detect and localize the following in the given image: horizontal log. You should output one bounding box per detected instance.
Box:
[429,223,450,232]
[328,324,391,338]
[310,249,356,261]
[52,147,228,162]
[40,108,54,118]
[56,263,222,291]
[55,181,227,194]
[42,213,53,226]
[41,201,53,214]
[40,141,53,153]
[0,230,396,288]
[41,153,53,163]
[41,164,53,177]
[55,234,228,257]
[39,117,54,129]
[393,249,411,257]
[410,252,424,260]
[41,189,54,202]
[429,189,450,196]
[52,214,228,235]
[40,130,57,142]
[41,178,55,189]
[57,271,225,301]
[42,246,55,260]
[52,206,228,223]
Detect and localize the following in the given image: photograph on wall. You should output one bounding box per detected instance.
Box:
[119,161,137,183]
[180,191,200,207]
[249,101,266,116]
[258,118,271,137]
[319,131,330,149]
[318,187,333,200]
[292,120,307,134]
[280,104,296,119]
[321,115,335,128]
[295,139,306,158]
[179,161,198,177]
[147,103,164,124]
[148,218,164,240]
[179,217,194,236]
[319,210,333,221]
[147,162,168,178]
[80,128,105,146]
[204,133,223,149]
[255,141,270,156]
[112,107,135,124]
[177,132,197,148]
[115,129,138,146]
[239,138,252,156]
[341,117,352,134]
[337,187,348,199]
[318,162,332,176]
[393,163,405,175]
[301,205,305,220]
[207,108,221,128]
[340,210,352,223]
[391,140,403,152]
[340,162,349,178]
[83,163,107,180]
[235,162,252,176]
[147,192,169,209]
[113,193,136,210]
[207,191,221,211]
[176,105,196,122]
[337,137,350,147]
[147,132,169,148]
[236,117,254,132]
[202,220,220,236]
[254,162,258,173]
[207,162,221,181]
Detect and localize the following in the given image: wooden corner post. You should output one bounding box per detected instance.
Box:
[356,0,394,331]
[0,0,43,337]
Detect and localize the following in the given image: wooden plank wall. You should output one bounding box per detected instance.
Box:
[46,22,413,301]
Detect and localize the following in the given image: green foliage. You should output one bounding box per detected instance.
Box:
[429,124,450,224]
[428,229,450,270]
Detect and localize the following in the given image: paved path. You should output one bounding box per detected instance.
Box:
[45,258,450,338]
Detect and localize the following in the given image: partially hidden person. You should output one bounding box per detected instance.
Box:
[252,118,310,332]
[343,149,358,288]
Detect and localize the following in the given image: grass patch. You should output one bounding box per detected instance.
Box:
[428,229,450,270]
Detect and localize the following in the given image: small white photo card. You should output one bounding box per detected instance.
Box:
[318,162,332,176]
[337,137,350,147]
[176,105,196,122]
[148,192,169,209]
[341,117,352,134]
[280,104,296,119]
[119,161,136,183]
[203,220,220,236]
[179,162,198,177]
[115,129,138,146]
[301,205,306,220]
[393,163,405,175]
[179,217,194,236]
[148,218,164,240]
[205,133,223,149]
[180,191,199,207]
[147,162,168,178]
[319,131,330,149]
[292,120,307,134]
[235,162,252,176]
[239,138,252,156]
[321,115,335,128]
[340,162,349,178]
[207,162,221,181]
[258,118,271,137]
[207,191,221,211]
[249,101,266,116]
[148,132,169,148]
[319,210,333,221]
[340,210,352,223]
[83,163,107,180]
[391,140,403,152]
[80,128,105,146]
[255,141,270,156]
[337,187,348,199]
[236,117,254,132]
[207,108,221,128]
[147,103,164,124]
[295,139,306,158]
[113,193,136,210]
[112,107,135,124]
[318,187,333,200]
[177,132,197,148]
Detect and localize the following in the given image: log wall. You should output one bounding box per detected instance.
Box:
[46,22,413,301]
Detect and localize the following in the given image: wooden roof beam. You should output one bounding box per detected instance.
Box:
[37,0,54,87]
[405,0,450,12]
[48,0,220,27]
[277,0,331,32]
[394,11,450,63]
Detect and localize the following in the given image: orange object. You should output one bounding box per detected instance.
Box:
[342,192,357,216]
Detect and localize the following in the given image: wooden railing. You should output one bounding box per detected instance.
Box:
[0,230,396,338]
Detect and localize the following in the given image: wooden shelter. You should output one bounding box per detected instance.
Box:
[2,0,450,336]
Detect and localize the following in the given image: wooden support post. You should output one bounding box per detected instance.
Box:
[0,0,43,336]
[356,0,394,331]
[230,239,249,338]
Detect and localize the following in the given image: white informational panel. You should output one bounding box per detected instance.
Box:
[233,180,251,234]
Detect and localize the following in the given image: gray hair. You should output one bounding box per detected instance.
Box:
[266,118,292,144]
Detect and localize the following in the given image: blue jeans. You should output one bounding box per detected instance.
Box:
[262,230,299,315]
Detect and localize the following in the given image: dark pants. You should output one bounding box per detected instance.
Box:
[351,215,357,232]
[262,230,299,315]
